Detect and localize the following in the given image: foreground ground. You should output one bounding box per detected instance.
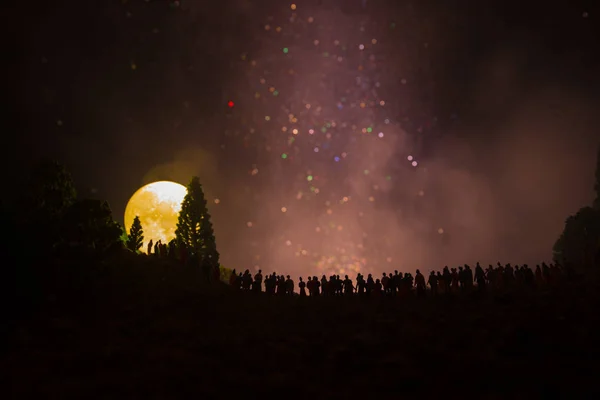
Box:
[3,261,600,398]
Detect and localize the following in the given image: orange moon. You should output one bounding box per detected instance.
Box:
[124,181,187,253]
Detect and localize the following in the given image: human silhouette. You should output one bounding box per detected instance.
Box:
[415,269,426,297]
[335,275,343,295]
[242,269,252,290]
[285,275,294,295]
[276,275,286,295]
[312,276,320,296]
[229,269,237,287]
[147,239,153,255]
[357,274,365,295]
[168,240,177,258]
[474,263,486,290]
[443,266,451,294]
[366,274,374,296]
[374,278,382,295]
[465,265,474,290]
[428,271,438,296]
[382,273,390,294]
[298,277,306,297]
[451,268,459,293]
[343,275,354,295]
[253,270,263,293]
[320,275,328,296]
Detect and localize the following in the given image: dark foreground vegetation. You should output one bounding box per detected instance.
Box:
[3,252,600,398]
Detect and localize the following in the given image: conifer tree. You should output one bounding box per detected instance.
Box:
[126,215,144,253]
[175,177,220,269]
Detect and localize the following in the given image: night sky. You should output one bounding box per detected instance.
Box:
[7,0,600,276]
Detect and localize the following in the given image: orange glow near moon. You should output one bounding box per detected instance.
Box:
[124,181,187,253]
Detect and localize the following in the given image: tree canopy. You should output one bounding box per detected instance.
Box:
[553,145,600,272]
[553,206,600,269]
[126,216,144,253]
[21,160,77,253]
[62,199,123,255]
[175,177,220,269]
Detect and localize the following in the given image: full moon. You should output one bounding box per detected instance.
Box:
[124,181,188,253]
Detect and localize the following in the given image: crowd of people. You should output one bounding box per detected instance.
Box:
[228,262,575,296]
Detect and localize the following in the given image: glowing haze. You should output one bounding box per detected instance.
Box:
[120,2,597,277]
[124,181,187,253]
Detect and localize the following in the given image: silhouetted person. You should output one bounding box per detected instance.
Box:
[374,278,382,296]
[443,266,452,294]
[285,275,294,295]
[313,276,321,296]
[147,239,153,255]
[465,265,474,290]
[343,275,354,295]
[415,269,426,297]
[329,275,337,295]
[458,266,466,290]
[235,272,243,290]
[253,269,263,293]
[265,273,276,295]
[229,269,237,286]
[389,271,397,294]
[357,274,366,295]
[321,275,328,295]
[486,265,496,288]
[436,271,443,294]
[242,269,252,290]
[168,240,177,258]
[428,271,438,296]
[366,274,374,296]
[154,240,160,256]
[276,275,286,295]
[451,268,459,293]
[382,273,390,294]
[474,263,486,290]
[299,277,306,297]
[335,275,343,295]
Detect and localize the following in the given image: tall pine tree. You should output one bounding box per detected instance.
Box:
[126,215,144,253]
[175,177,220,269]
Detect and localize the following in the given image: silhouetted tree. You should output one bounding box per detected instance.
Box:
[553,147,600,273]
[175,177,220,270]
[23,160,77,252]
[27,160,77,219]
[126,216,144,253]
[553,206,600,271]
[62,199,123,256]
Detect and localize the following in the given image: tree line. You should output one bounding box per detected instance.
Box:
[11,160,220,278]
